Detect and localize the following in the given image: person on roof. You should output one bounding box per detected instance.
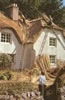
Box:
[39,71,46,100]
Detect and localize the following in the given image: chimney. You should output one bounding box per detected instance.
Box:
[6,3,19,21]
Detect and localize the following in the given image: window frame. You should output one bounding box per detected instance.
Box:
[49,37,57,47]
[1,33,11,43]
[49,55,56,64]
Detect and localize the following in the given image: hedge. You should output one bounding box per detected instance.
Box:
[0,81,34,95]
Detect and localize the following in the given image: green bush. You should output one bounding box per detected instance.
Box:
[0,71,13,80]
[0,54,12,69]
[0,74,7,80]
[3,71,13,80]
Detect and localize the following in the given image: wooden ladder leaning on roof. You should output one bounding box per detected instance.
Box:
[38,32,48,55]
[37,30,49,76]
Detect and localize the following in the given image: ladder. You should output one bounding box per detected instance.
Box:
[38,32,48,55]
[51,27,65,50]
[49,17,65,50]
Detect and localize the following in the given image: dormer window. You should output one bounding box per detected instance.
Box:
[1,33,10,43]
[49,37,56,46]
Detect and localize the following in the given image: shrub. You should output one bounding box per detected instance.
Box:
[0,82,34,95]
[0,71,13,80]
[0,54,12,69]
[0,74,7,80]
[3,71,13,80]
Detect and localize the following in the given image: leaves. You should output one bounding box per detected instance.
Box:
[0,0,65,27]
[0,54,12,69]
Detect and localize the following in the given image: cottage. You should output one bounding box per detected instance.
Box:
[0,4,65,69]
[33,14,65,67]
[0,4,36,70]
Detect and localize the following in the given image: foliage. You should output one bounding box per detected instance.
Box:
[0,71,13,80]
[39,0,65,28]
[0,74,7,80]
[54,66,65,88]
[0,0,65,27]
[3,71,13,80]
[0,54,12,69]
[0,82,34,95]
[31,68,40,75]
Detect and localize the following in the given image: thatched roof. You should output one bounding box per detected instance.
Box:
[0,12,65,44]
[28,14,65,43]
[0,13,24,43]
[0,12,43,43]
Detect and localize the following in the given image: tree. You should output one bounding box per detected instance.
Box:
[17,0,41,19]
[0,0,65,27]
[39,0,65,27]
[0,0,10,11]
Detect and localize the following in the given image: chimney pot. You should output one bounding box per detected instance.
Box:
[7,3,19,21]
[14,3,16,6]
[15,4,17,7]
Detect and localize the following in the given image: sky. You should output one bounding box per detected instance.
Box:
[63,0,65,5]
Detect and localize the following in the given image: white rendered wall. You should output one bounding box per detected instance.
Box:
[0,29,22,69]
[34,28,65,67]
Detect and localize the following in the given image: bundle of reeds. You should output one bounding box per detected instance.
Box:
[34,55,63,86]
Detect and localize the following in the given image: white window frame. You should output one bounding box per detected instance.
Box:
[49,55,56,64]
[1,33,11,43]
[49,37,56,46]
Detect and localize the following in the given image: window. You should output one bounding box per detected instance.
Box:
[1,33,10,43]
[50,55,56,64]
[49,37,56,46]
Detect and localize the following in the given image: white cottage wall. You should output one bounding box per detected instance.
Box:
[34,28,65,67]
[34,29,49,56]
[0,28,22,69]
[57,33,65,60]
